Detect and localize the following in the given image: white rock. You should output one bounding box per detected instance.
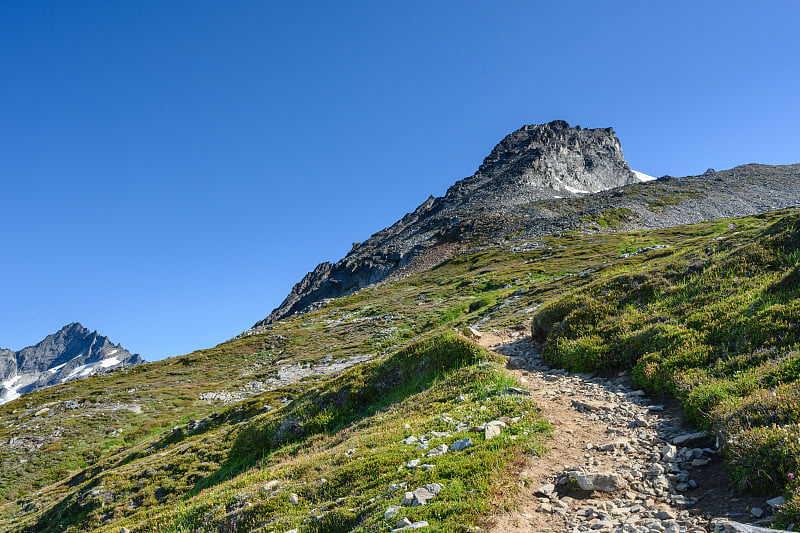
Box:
[569,472,627,492]
[662,444,678,463]
[449,437,473,452]
[485,425,502,440]
[385,506,401,520]
[426,444,448,457]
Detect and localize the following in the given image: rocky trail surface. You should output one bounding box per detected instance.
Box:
[475,330,790,533]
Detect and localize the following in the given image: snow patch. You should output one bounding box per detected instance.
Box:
[633,170,657,182]
[1,375,22,404]
[562,184,590,194]
[100,356,121,369]
[64,363,91,381]
[48,362,67,373]
[551,175,591,195]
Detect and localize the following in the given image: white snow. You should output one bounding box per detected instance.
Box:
[48,362,67,373]
[633,170,657,182]
[107,349,119,356]
[61,356,122,382]
[1,375,22,404]
[100,356,121,368]
[562,184,590,194]
[64,363,91,381]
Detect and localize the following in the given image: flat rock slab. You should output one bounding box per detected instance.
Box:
[392,520,430,531]
[672,431,709,446]
[449,437,473,451]
[712,521,793,533]
[571,399,616,412]
[568,471,627,492]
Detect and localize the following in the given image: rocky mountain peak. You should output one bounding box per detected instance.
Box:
[250,121,800,331]
[441,121,637,211]
[251,121,640,327]
[0,323,144,405]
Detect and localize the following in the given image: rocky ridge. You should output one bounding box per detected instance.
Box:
[253,120,638,327]
[252,121,800,331]
[0,323,144,404]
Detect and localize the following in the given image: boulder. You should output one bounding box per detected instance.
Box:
[569,472,627,492]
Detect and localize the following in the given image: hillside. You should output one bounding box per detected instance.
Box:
[1,121,799,533]
[254,121,800,329]
[1,206,799,532]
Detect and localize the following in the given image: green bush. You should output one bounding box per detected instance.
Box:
[725,424,800,492]
[531,210,800,496]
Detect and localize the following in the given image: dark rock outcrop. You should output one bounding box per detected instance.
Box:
[251,121,800,330]
[0,323,144,405]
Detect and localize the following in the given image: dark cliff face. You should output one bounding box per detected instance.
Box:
[251,121,800,330]
[0,349,15,382]
[0,323,144,404]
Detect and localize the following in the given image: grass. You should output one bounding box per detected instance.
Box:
[19,335,550,533]
[1,207,799,530]
[580,207,638,230]
[529,209,800,526]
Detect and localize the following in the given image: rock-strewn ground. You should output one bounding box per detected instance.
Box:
[480,330,789,533]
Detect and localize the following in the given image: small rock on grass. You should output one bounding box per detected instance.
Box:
[392,520,430,531]
[289,493,299,506]
[672,431,708,446]
[402,483,444,507]
[449,437,473,451]
[385,506,401,520]
[426,444,448,457]
[485,425,502,440]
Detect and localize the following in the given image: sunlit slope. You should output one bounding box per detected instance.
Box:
[1,207,798,531]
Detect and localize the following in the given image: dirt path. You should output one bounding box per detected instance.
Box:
[474,329,786,533]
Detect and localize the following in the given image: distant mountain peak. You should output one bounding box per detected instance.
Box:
[0,324,144,405]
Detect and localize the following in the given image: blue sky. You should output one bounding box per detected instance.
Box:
[1,1,798,360]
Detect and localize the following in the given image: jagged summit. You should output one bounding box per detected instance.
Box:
[444,120,637,208]
[253,121,638,327]
[0,323,144,404]
[251,121,800,329]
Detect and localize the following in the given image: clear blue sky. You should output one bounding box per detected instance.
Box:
[1,1,798,360]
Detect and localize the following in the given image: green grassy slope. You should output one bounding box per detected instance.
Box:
[1,207,799,531]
